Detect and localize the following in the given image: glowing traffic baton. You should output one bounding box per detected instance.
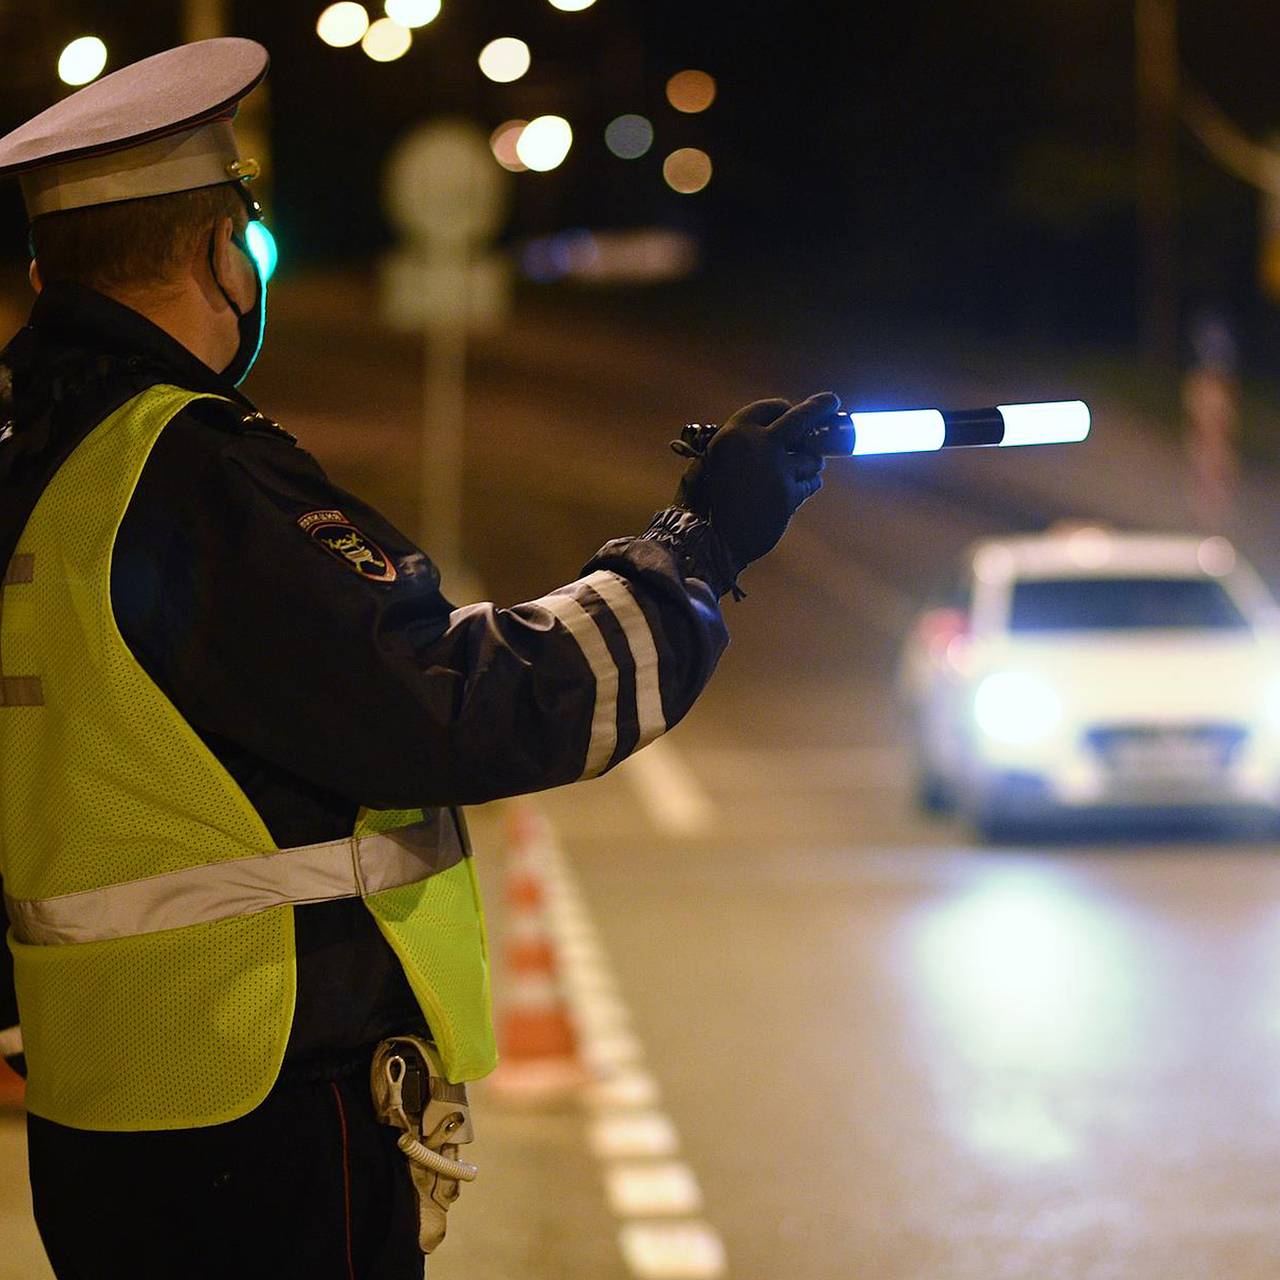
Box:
[676,399,1091,458]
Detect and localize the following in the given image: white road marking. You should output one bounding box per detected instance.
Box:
[606,1162,704,1216]
[562,970,620,1002]
[582,1029,646,1072]
[527,808,728,1278]
[559,937,607,965]
[551,917,602,946]
[618,1222,728,1279]
[585,1067,661,1111]
[589,1112,680,1159]
[618,737,717,838]
[574,993,634,1036]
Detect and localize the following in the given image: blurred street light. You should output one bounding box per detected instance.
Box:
[58,36,108,86]
[605,114,653,160]
[478,38,531,84]
[362,17,412,61]
[490,120,529,172]
[385,0,440,27]
[316,2,369,47]
[547,0,596,9]
[662,147,712,194]
[665,70,716,114]
[516,116,573,172]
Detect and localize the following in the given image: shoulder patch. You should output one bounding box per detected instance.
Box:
[297,509,398,583]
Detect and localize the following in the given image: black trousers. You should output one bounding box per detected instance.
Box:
[26,1050,424,1280]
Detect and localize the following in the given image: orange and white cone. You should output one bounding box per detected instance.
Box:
[0,1028,24,1110]
[0,1061,23,1109]
[488,805,587,1100]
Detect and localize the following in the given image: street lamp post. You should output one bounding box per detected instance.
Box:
[1136,0,1179,366]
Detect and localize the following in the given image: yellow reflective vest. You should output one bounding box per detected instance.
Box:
[0,385,495,1132]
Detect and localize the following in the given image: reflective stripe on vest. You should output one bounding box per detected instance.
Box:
[6,818,463,947]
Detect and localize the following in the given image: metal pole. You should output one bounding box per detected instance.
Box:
[1136,0,1179,365]
[421,251,468,587]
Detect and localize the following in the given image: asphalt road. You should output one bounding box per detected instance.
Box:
[4,275,1280,1278]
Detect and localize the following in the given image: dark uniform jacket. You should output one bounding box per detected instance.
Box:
[0,282,731,1084]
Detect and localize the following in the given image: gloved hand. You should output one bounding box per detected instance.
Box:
[677,392,836,572]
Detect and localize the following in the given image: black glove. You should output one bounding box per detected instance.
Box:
[677,392,835,573]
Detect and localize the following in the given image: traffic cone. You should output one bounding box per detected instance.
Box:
[0,1058,24,1109]
[487,804,587,1100]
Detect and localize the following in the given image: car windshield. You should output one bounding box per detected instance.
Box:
[1008,576,1250,632]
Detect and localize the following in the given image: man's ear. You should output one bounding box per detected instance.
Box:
[28,258,42,295]
[208,214,254,314]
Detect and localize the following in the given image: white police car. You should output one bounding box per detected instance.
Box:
[899,526,1280,837]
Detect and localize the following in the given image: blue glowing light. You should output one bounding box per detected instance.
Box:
[245,221,278,284]
[850,408,946,455]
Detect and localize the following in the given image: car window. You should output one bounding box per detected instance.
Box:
[1008,576,1250,632]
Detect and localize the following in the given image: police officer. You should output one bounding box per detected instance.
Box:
[0,39,831,1279]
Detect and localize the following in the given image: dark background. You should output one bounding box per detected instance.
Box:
[1,0,1278,360]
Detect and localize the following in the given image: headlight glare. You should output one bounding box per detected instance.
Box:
[974,671,1062,745]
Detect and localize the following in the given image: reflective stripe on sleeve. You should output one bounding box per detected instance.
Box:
[533,584,621,777]
[580,570,667,749]
[5,818,463,947]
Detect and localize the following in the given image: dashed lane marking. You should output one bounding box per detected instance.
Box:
[530,813,729,1278]
[618,1222,729,1280]
[585,1067,661,1110]
[589,1112,681,1159]
[606,1162,704,1216]
[618,736,717,838]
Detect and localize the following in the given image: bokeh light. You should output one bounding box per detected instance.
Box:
[478,37,531,84]
[516,115,573,172]
[385,0,440,27]
[521,229,599,282]
[547,0,596,9]
[604,114,654,160]
[665,69,717,114]
[362,17,412,61]
[58,36,107,86]
[316,2,369,47]
[490,120,529,172]
[662,148,712,194]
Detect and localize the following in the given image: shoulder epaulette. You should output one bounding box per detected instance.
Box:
[183,395,297,445]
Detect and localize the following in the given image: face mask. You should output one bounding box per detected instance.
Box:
[209,227,266,387]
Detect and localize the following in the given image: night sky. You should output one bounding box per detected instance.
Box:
[2,0,1280,350]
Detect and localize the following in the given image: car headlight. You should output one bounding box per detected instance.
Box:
[973,671,1062,746]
